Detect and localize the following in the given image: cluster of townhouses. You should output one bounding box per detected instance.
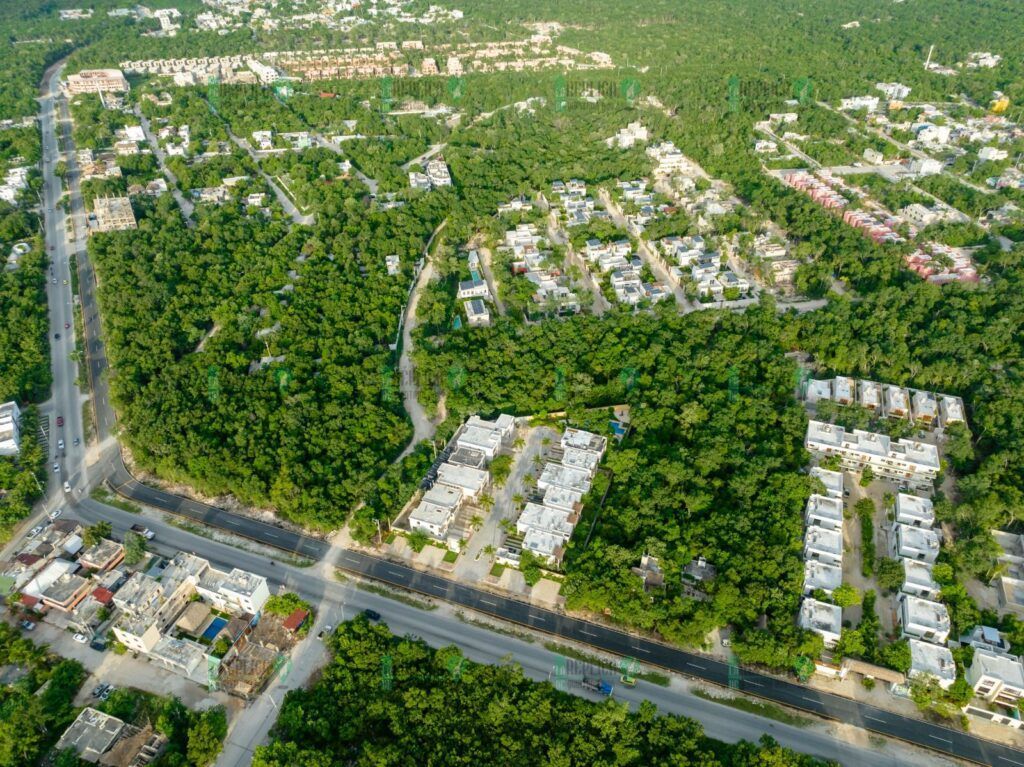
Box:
[751,234,800,293]
[658,234,751,301]
[781,171,848,210]
[804,375,966,429]
[606,121,648,149]
[408,414,515,550]
[805,421,940,486]
[582,239,667,306]
[504,222,579,316]
[841,208,906,245]
[646,141,690,178]
[904,242,979,284]
[798,467,846,648]
[550,179,605,227]
[409,158,452,191]
[615,179,665,237]
[0,401,20,455]
[498,428,607,566]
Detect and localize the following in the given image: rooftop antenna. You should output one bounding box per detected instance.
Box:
[924,44,935,70]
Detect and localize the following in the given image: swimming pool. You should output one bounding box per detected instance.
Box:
[202,616,228,641]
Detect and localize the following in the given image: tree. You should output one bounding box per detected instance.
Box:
[83,521,112,548]
[831,584,862,608]
[187,707,227,767]
[407,530,430,553]
[123,531,147,565]
[875,558,905,594]
[489,455,513,487]
[859,466,874,487]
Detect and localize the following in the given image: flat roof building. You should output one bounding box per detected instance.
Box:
[859,380,882,411]
[91,196,137,233]
[908,638,956,689]
[898,594,951,644]
[537,462,592,495]
[912,390,938,424]
[196,566,269,615]
[966,649,1024,707]
[894,493,935,528]
[78,539,125,572]
[436,462,489,498]
[56,708,126,762]
[805,494,844,531]
[805,420,940,482]
[561,428,607,456]
[455,414,515,460]
[893,524,941,563]
[804,524,843,567]
[409,483,464,540]
[517,502,576,541]
[810,467,844,499]
[66,68,129,94]
[803,560,843,595]
[902,559,941,600]
[940,395,966,425]
[0,401,20,456]
[799,598,842,647]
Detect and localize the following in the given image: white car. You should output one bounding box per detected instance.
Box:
[57,439,64,450]
[28,525,43,538]
[52,462,60,473]
[72,633,89,644]
[63,481,72,494]
[49,508,62,521]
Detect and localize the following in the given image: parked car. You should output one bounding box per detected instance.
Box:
[99,686,115,700]
[63,481,71,493]
[56,416,64,427]
[28,525,43,537]
[90,684,107,698]
[52,462,60,473]
[89,639,106,652]
[19,620,35,631]
[57,439,64,450]
[72,437,80,446]
[49,508,62,521]
[72,633,89,644]
[362,609,381,622]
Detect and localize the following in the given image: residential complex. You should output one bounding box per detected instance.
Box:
[805,420,940,483]
[0,400,20,456]
[804,375,966,428]
[65,69,130,94]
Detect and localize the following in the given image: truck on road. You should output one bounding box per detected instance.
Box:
[130,524,155,540]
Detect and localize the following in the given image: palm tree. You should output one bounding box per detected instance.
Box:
[478,494,495,512]
[512,493,525,509]
[470,514,484,529]
[513,436,525,450]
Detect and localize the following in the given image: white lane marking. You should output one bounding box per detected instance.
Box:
[800,696,818,705]
[865,715,886,724]
[385,568,405,578]
[580,629,598,637]
[745,680,763,688]
[686,662,706,670]
[635,646,651,654]
[479,599,497,607]
[929,735,952,744]
[998,758,1024,766]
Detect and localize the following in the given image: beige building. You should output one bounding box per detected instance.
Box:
[66,69,130,94]
[91,196,137,233]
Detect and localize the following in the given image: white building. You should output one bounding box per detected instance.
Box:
[810,467,844,499]
[804,524,843,567]
[876,82,911,100]
[195,566,270,615]
[457,277,491,301]
[804,560,843,595]
[455,414,515,460]
[0,401,21,456]
[409,483,463,539]
[436,462,488,498]
[893,523,941,563]
[805,494,844,531]
[799,598,842,647]
[898,594,951,644]
[966,649,1024,706]
[464,299,490,327]
[902,559,941,600]
[908,638,957,689]
[537,463,592,495]
[840,95,880,112]
[805,421,940,483]
[425,158,451,187]
[65,69,129,94]
[894,493,935,528]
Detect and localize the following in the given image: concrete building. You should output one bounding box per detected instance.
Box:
[912,390,938,424]
[436,462,489,498]
[799,598,842,647]
[898,594,951,643]
[455,414,515,460]
[804,524,843,567]
[967,649,1024,707]
[537,463,592,495]
[893,523,941,563]
[859,380,882,411]
[883,385,911,418]
[902,559,941,600]
[196,566,270,615]
[561,428,607,456]
[805,494,844,531]
[805,420,940,483]
[409,483,463,539]
[810,467,844,499]
[78,539,125,572]
[803,559,843,595]
[90,196,137,233]
[463,298,490,327]
[908,638,956,689]
[894,493,935,528]
[0,401,20,456]
[65,69,130,94]
[940,395,966,425]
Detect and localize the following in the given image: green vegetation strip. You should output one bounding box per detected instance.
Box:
[543,641,670,687]
[691,688,812,727]
[91,486,142,514]
[455,611,536,642]
[347,576,438,611]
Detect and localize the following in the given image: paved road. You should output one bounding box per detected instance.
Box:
[65,500,946,767]
[224,130,314,226]
[396,219,446,460]
[336,549,1024,767]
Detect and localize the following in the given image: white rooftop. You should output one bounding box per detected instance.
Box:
[908,638,956,687]
[804,560,843,593]
[895,493,935,526]
[896,524,941,554]
[423,483,463,511]
[436,462,488,495]
[518,502,576,539]
[969,648,1024,689]
[538,462,592,493]
[799,597,842,634]
[559,446,601,474]
[810,467,844,498]
[805,524,843,558]
[561,427,607,455]
[805,494,844,528]
[901,594,951,633]
[903,559,940,592]
[543,484,584,512]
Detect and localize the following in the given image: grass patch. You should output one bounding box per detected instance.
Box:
[489,563,505,578]
[691,688,812,727]
[442,550,458,563]
[80,401,94,445]
[543,641,671,687]
[91,486,141,514]
[855,497,876,578]
[350,578,438,611]
[162,515,314,567]
[455,611,535,642]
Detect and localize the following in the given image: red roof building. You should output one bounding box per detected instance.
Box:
[282,609,309,632]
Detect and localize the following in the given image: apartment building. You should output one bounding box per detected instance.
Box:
[902,559,941,600]
[893,523,941,563]
[805,494,844,531]
[805,420,940,482]
[0,401,20,456]
[804,560,843,595]
[65,69,130,94]
[196,566,270,614]
[804,524,843,567]
[809,467,844,499]
[908,637,956,689]
[894,493,935,528]
[967,649,1024,707]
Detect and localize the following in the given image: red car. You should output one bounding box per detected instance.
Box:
[56,416,64,427]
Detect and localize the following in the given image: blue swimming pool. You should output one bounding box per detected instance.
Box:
[202,616,228,641]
